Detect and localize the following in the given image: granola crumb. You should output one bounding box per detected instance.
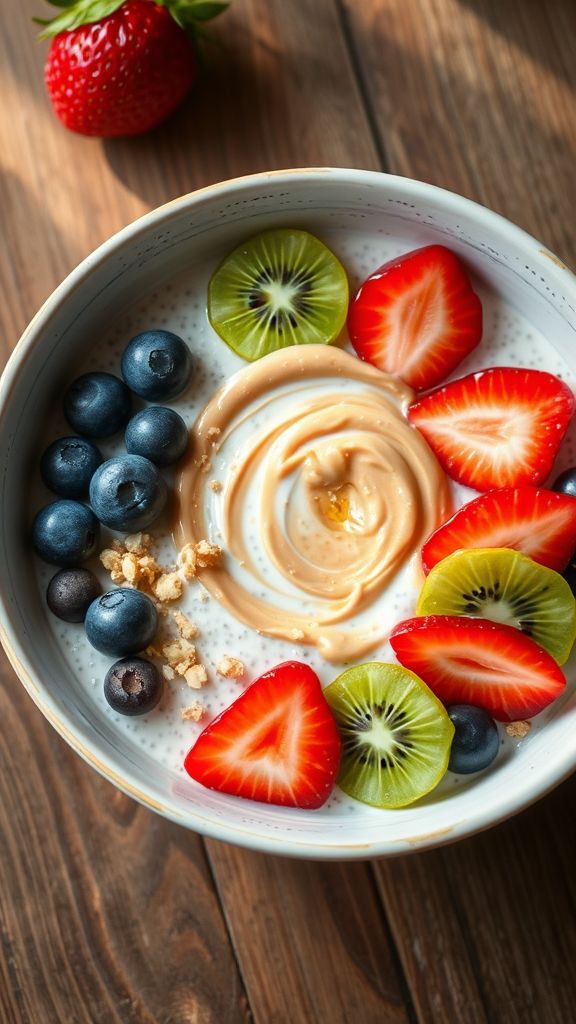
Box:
[181,702,204,722]
[110,539,125,554]
[124,532,152,555]
[210,480,223,493]
[184,664,208,689]
[216,656,245,680]
[162,638,197,666]
[153,572,183,603]
[121,552,139,583]
[162,664,176,681]
[505,721,532,739]
[178,543,198,580]
[145,644,162,659]
[206,426,221,443]
[172,610,198,641]
[195,540,222,568]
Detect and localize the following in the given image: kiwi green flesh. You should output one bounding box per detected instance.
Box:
[324,663,454,809]
[208,228,349,361]
[417,547,576,665]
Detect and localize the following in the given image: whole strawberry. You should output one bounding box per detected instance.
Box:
[36,0,228,137]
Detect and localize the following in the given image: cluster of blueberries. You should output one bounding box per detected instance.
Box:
[32,329,193,716]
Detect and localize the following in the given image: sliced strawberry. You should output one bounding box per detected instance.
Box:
[347,245,482,390]
[409,367,574,491]
[422,486,576,574]
[184,661,341,808]
[390,616,566,721]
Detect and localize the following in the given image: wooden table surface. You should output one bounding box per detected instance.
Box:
[2,1,576,1021]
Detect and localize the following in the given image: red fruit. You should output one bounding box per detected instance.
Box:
[390,616,566,722]
[409,367,574,491]
[184,661,341,808]
[40,0,219,137]
[422,486,576,574]
[347,245,482,391]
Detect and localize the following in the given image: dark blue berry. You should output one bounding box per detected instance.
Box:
[121,330,193,400]
[46,568,101,623]
[32,500,99,566]
[89,455,167,531]
[104,657,162,716]
[553,467,576,499]
[63,372,132,438]
[85,589,158,657]
[125,406,188,467]
[40,436,103,498]
[447,705,500,774]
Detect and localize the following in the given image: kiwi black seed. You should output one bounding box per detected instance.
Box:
[417,547,576,665]
[324,662,454,808]
[207,228,349,361]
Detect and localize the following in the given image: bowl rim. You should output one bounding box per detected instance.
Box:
[1,166,576,860]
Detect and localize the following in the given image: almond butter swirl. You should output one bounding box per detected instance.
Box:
[174,345,450,662]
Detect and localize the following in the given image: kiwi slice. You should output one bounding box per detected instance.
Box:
[324,663,454,808]
[208,228,349,361]
[417,547,576,665]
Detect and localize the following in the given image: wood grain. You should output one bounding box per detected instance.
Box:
[340,0,576,265]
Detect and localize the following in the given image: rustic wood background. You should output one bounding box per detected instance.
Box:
[2,1,576,1021]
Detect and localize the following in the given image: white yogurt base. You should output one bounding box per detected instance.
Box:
[31,226,576,813]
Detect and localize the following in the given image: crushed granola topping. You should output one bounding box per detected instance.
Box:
[178,543,198,580]
[184,664,208,689]
[153,572,183,603]
[162,664,176,681]
[210,480,223,493]
[206,426,221,444]
[181,702,204,722]
[505,721,532,739]
[216,656,245,680]
[195,540,222,568]
[173,610,198,641]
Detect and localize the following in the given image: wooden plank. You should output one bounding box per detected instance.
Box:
[374,778,576,1024]
[340,0,576,1020]
[0,652,249,1024]
[340,0,576,264]
[206,842,412,1024]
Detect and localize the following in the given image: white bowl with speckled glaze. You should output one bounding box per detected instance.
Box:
[1,169,576,859]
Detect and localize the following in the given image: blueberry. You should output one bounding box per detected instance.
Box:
[125,406,188,467]
[89,455,167,530]
[63,372,132,438]
[46,568,102,623]
[104,657,162,716]
[553,467,576,498]
[40,436,103,498]
[32,500,99,566]
[85,589,158,656]
[121,330,193,400]
[447,705,500,774]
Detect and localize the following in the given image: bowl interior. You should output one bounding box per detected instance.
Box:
[1,169,576,858]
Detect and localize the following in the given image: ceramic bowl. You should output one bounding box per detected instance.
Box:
[1,168,575,859]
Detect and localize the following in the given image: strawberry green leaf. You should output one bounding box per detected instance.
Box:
[35,0,125,37]
[165,0,228,27]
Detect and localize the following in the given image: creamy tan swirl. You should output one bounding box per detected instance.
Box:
[174,346,451,662]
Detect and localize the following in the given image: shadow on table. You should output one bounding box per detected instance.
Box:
[103,31,299,206]
[457,0,576,86]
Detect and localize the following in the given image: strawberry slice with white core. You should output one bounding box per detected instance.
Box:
[409,367,575,491]
[347,244,483,390]
[184,661,341,808]
[390,616,566,722]
[422,486,576,574]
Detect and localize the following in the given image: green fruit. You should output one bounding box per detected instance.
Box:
[207,228,349,361]
[324,662,454,809]
[417,547,576,665]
